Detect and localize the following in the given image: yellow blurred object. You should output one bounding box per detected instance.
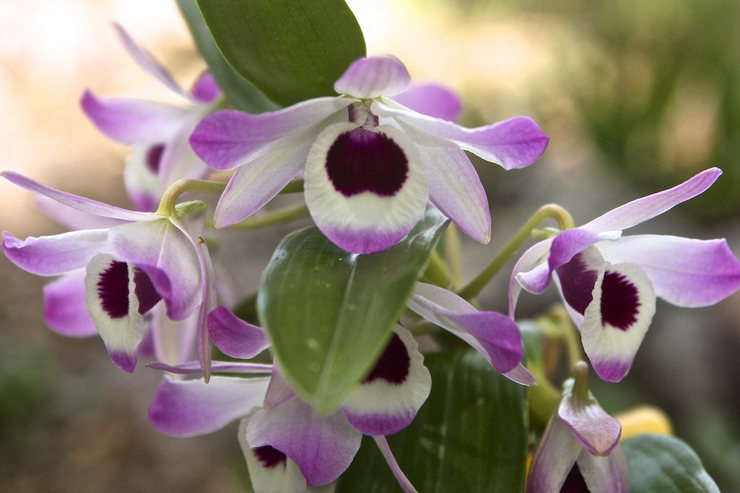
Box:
[616,405,673,439]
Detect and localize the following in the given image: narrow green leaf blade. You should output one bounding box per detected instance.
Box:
[623,434,720,492]
[258,211,447,413]
[338,350,529,492]
[197,0,366,106]
[176,0,278,112]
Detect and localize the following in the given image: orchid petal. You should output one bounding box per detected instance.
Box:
[3,229,109,276]
[157,119,211,188]
[123,144,164,212]
[582,168,722,234]
[555,247,606,317]
[509,238,554,316]
[34,196,127,230]
[151,305,197,366]
[246,397,362,487]
[190,98,350,170]
[208,306,269,359]
[581,263,656,382]
[526,416,583,493]
[503,363,538,386]
[85,254,160,372]
[304,122,429,253]
[408,283,524,374]
[149,361,273,375]
[263,367,296,410]
[113,23,189,99]
[558,395,622,456]
[190,71,221,104]
[148,375,270,437]
[576,446,629,493]
[392,83,461,121]
[43,270,98,337]
[376,100,548,169]
[238,418,308,493]
[214,136,308,227]
[340,326,431,435]
[414,137,490,243]
[81,90,190,144]
[108,219,201,320]
[334,56,411,98]
[596,235,740,307]
[1,171,153,221]
[372,436,419,493]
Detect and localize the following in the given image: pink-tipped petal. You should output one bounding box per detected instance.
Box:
[148,375,270,437]
[304,122,429,253]
[581,264,656,382]
[1,171,153,222]
[582,168,722,234]
[34,196,127,230]
[151,305,198,366]
[246,397,362,487]
[81,90,189,144]
[190,98,350,170]
[596,235,740,308]
[340,327,431,436]
[527,416,583,493]
[558,394,622,456]
[3,229,109,276]
[509,238,554,316]
[377,100,548,170]
[408,283,523,373]
[123,144,164,212]
[576,446,629,493]
[190,71,221,104]
[503,363,538,386]
[334,56,411,98]
[416,137,490,243]
[392,83,461,122]
[208,306,269,359]
[43,270,98,337]
[113,22,189,99]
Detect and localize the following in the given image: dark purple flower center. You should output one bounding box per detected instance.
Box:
[97,261,162,319]
[561,463,588,493]
[145,144,165,174]
[254,445,286,469]
[363,333,410,385]
[556,254,598,315]
[325,127,408,197]
[600,270,640,331]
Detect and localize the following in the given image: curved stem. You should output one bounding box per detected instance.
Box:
[457,204,575,300]
[223,204,309,230]
[156,179,226,216]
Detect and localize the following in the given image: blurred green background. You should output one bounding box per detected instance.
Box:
[1,0,738,491]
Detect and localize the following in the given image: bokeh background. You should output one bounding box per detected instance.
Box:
[1,0,738,491]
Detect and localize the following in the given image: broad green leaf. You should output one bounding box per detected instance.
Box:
[257,211,447,413]
[176,0,278,112]
[197,0,366,106]
[623,434,719,492]
[338,350,528,492]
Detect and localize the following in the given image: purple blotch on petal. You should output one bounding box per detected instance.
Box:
[556,253,599,315]
[254,445,287,469]
[364,333,410,385]
[562,464,589,493]
[133,266,161,314]
[326,128,408,197]
[600,271,640,330]
[98,261,130,319]
[145,144,165,173]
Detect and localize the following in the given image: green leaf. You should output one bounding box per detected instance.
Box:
[257,211,447,413]
[338,350,528,492]
[197,0,366,106]
[176,0,278,112]
[623,434,720,492]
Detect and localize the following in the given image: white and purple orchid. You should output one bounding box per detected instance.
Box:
[1,172,215,373]
[527,362,628,493]
[190,55,549,253]
[149,310,430,491]
[81,24,221,211]
[509,168,740,382]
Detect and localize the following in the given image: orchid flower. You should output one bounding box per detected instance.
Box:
[509,168,740,382]
[190,55,549,253]
[149,310,430,491]
[1,172,215,373]
[407,282,535,385]
[81,23,221,211]
[527,362,628,492]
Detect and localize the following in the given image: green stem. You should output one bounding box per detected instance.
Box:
[156,179,226,216]
[457,204,575,300]
[554,306,584,369]
[424,250,454,288]
[443,224,464,289]
[224,204,309,230]
[528,367,563,428]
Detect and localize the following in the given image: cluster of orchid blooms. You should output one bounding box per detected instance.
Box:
[4,23,740,493]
